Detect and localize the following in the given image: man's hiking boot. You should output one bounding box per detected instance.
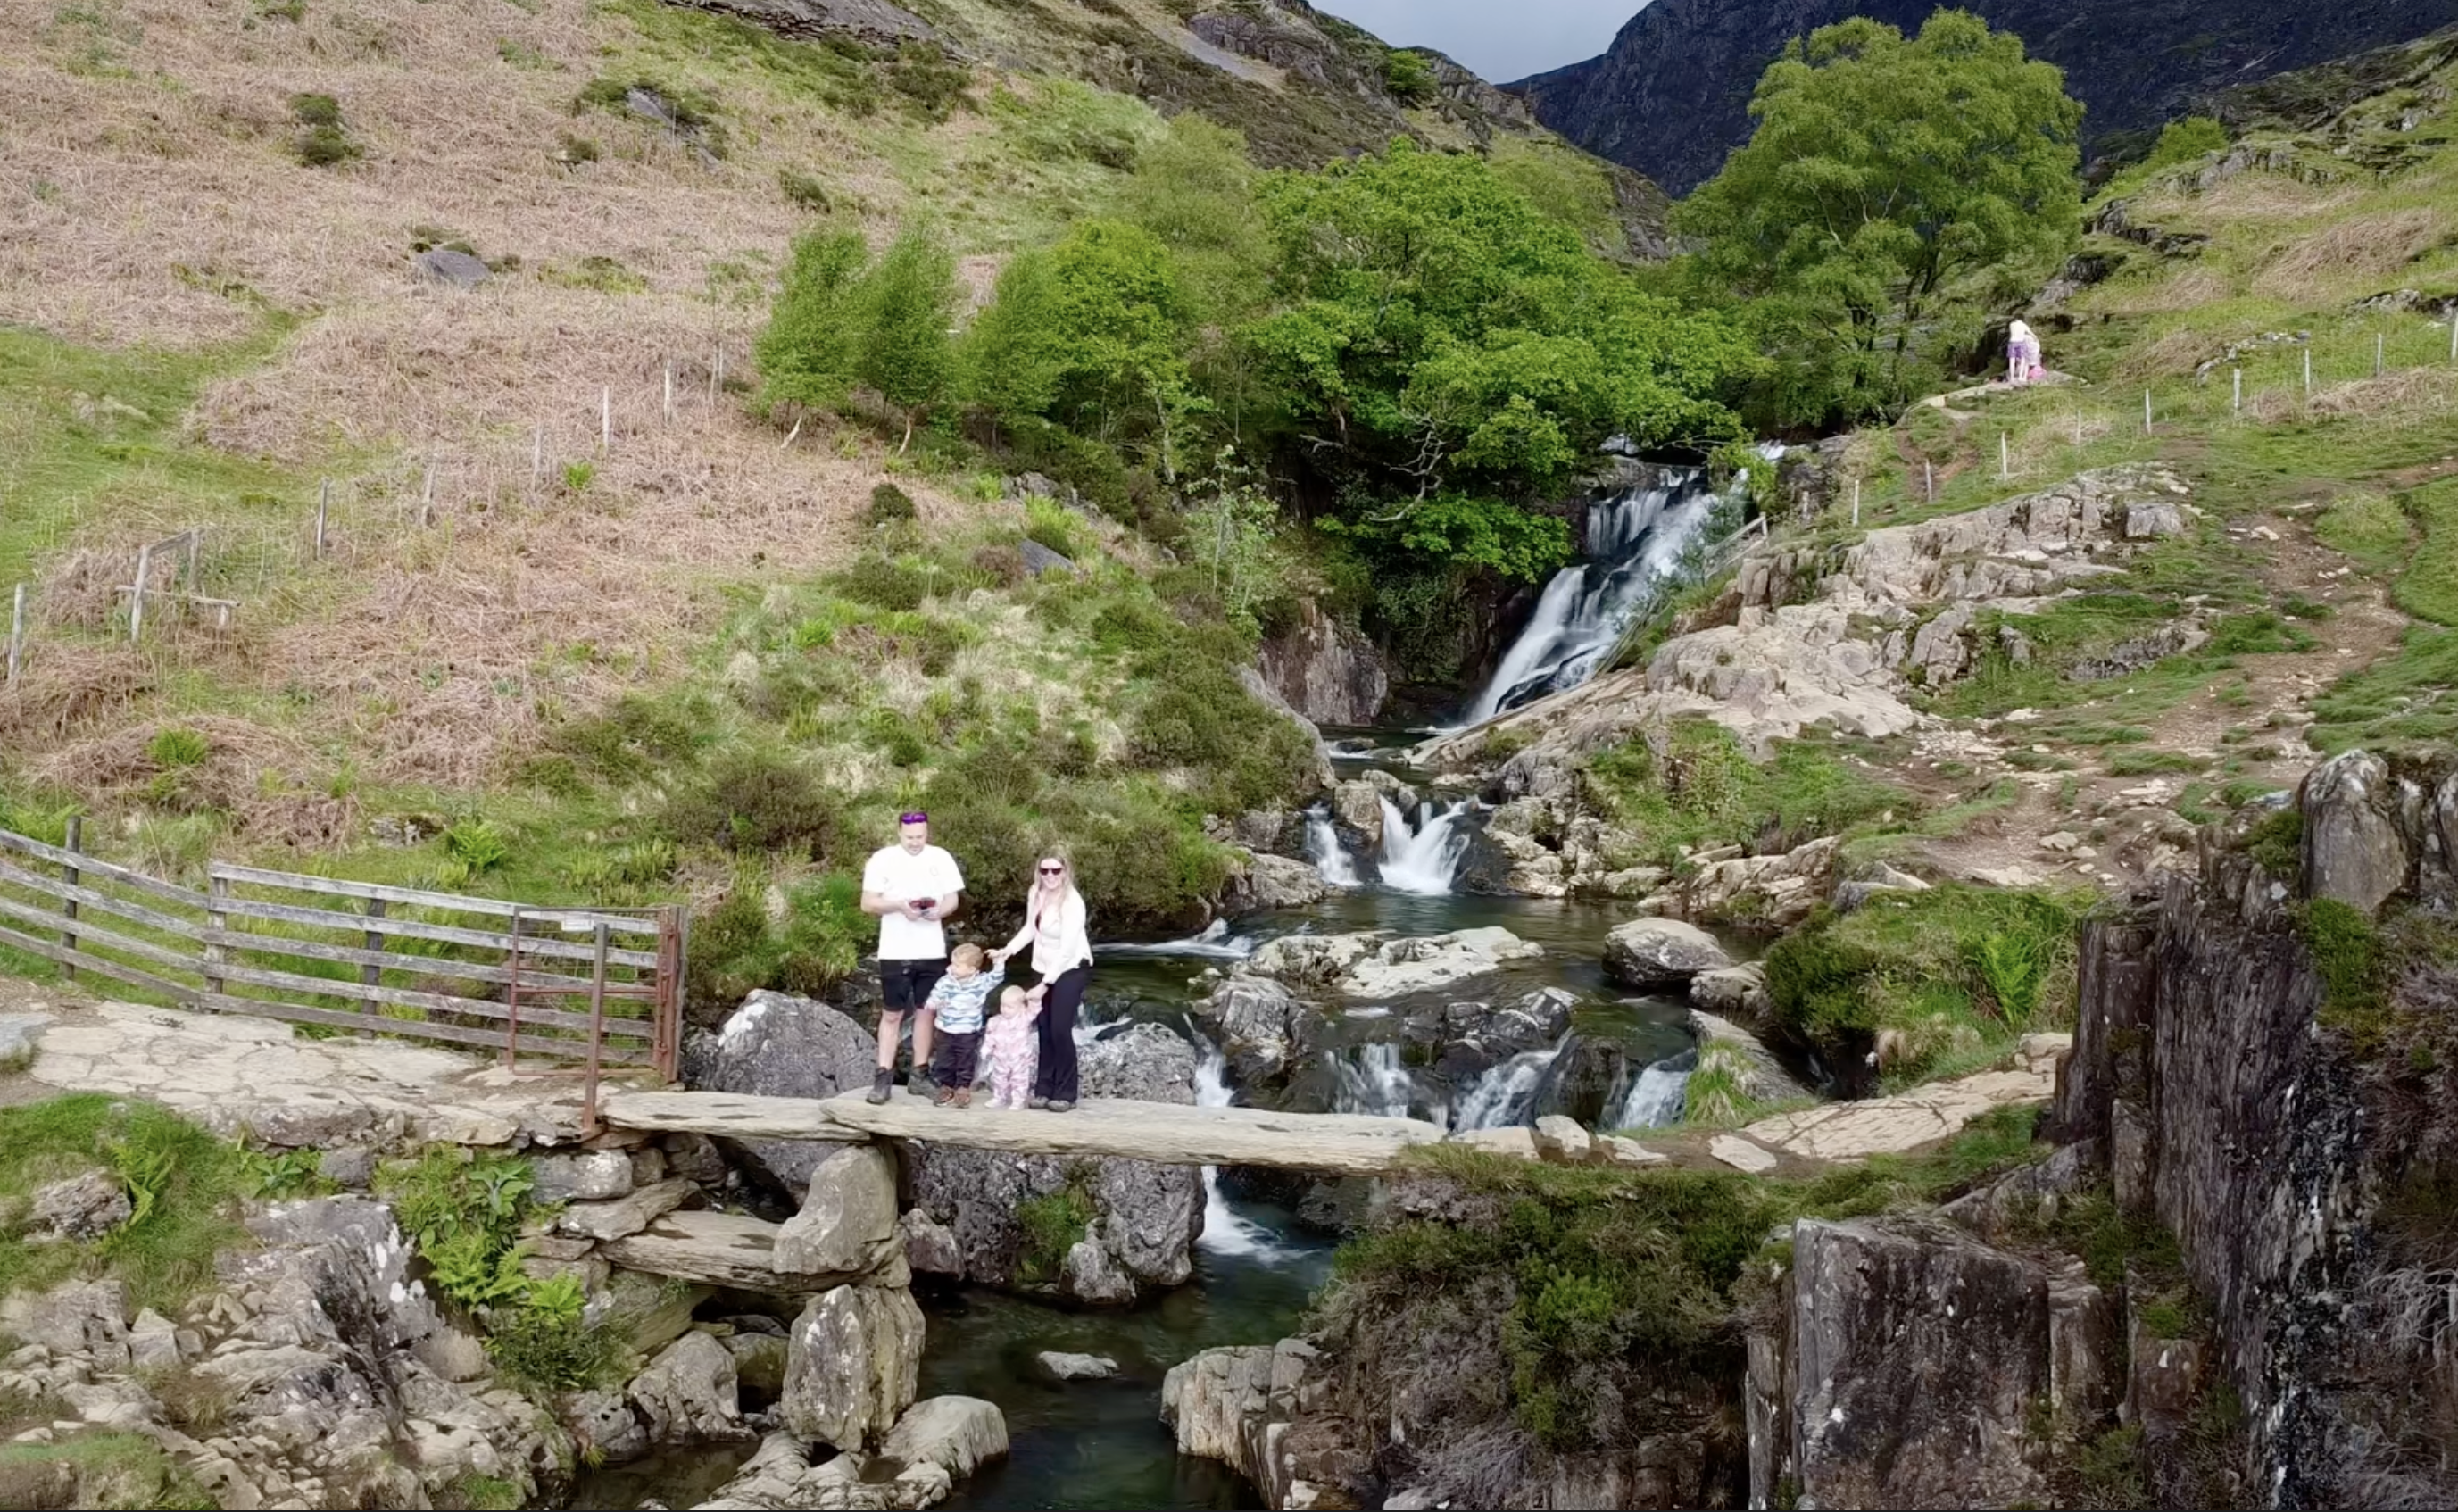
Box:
[867,1067,893,1105]
[1045,1099,1075,1114]
[1027,1095,1049,1110]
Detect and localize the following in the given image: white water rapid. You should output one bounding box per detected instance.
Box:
[1450,1034,1571,1131]
[1304,805,1361,888]
[1192,1037,1290,1260]
[1100,919,1259,960]
[1616,1050,1696,1130]
[1333,1042,1421,1121]
[1376,796,1469,895]
[1453,466,1723,728]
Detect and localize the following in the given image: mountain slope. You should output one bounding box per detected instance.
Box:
[1513,0,2458,195]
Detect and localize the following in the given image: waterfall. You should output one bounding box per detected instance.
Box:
[1377,797,1469,895]
[1451,1034,1571,1131]
[1304,806,1361,888]
[1616,1050,1696,1131]
[1332,1042,1419,1120]
[1192,1036,1288,1260]
[1453,467,1724,728]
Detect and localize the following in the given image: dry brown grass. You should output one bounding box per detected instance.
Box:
[2090,264,2233,317]
[2135,176,2363,228]
[2113,326,2226,382]
[2254,209,2452,300]
[0,0,1020,799]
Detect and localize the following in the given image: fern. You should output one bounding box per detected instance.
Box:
[1968,931,2045,1026]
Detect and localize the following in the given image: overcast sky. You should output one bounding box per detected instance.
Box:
[1316,0,1641,84]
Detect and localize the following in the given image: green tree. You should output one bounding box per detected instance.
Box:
[959,220,1198,478]
[857,226,958,449]
[1673,10,2083,425]
[2144,116,2227,170]
[756,227,868,413]
[1249,140,1749,509]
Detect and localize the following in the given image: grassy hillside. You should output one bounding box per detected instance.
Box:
[0,0,1654,1009]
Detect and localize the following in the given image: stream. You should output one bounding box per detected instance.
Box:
[594,463,1737,1509]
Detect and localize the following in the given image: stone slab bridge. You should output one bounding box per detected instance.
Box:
[7,1001,2065,1293]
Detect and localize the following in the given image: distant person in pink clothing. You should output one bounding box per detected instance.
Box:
[2007,319,2042,385]
[982,984,1045,1110]
[990,853,1092,1113]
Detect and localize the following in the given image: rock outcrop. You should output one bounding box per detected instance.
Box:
[1256,599,1390,727]
[781,1283,926,1452]
[1243,926,1542,1000]
[685,991,879,1192]
[901,1024,1204,1304]
[1601,917,1732,989]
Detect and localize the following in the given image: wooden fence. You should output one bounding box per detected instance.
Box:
[0,826,683,1086]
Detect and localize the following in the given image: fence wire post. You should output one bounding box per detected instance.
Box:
[2304,347,2313,395]
[420,461,436,528]
[60,816,80,980]
[2232,368,2242,413]
[583,920,611,1137]
[129,542,152,644]
[2377,330,2386,377]
[2143,390,2153,436]
[204,871,228,996]
[532,424,544,486]
[6,583,23,684]
[314,480,329,559]
[361,897,386,1017]
[663,361,675,424]
[1999,432,2009,480]
[601,388,611,453]
[1924,460,1934,504]
[1850,478,1860,527]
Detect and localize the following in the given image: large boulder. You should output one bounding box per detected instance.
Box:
[2300,750,2410,915]
[902,1025,1203,1305]
[26,1172,130,1242]
[1690,962,1771,1027]
[685,990,878,1192]
[1223,852,1328,912]
[1247,927,1542,1001]
[773,1144,901,1276]
[628,1330,751,1448]
[1195,975,1318,1085]
[1603,918,1734,989]
[1687,1009,1815,1112]
[780,1284,926,1452]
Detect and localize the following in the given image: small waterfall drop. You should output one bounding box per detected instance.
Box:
[1451,1034,1572,1131]
[1304,806,1361,888]
[1454,466,1727,728]
[1333,1042,1419,1120]
[1616,1050,1696,1131]
[1377,797,1469,895]
[1101,919,1258,960]
[1192,1035,1287,1260]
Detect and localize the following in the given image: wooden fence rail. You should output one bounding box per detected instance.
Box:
[0,828,683,1087]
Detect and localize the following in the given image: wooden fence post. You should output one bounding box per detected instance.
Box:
[663,361,675,424]
[2143,390,2153,435]
[2376,331,2386,377]
[420,461,436,528]
[1999,432,2009,479]
[6,583,23,685]
[60,816,80,979]
[314,480,329,558]
[583,920,611,1136]
[2232,368,2242,413]
[361,896,386,1017]
[181,532,200,592]
[601,388,611,453]
[129,542,152,644]
[204,871,228,995]
[2304,348,2313,395]
[532,424,544,486]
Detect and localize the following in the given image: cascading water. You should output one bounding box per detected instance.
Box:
[1304,806,1361,888]
[1192,1035,1287,1260]
[1100,919,1258,960]
[1453,466,1725,728]
[1377,796,1469,895]
[1333,1042,1420,1121]
[1616,1050,1696,1131]
[1451,1034,1572,1131]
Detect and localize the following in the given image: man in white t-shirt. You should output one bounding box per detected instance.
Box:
[859,810,965,1104]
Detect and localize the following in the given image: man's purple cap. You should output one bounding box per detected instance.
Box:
[899,811,928,825]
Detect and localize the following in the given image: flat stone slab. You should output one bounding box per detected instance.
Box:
[1741,1066,2056,1164]
[600,1209,880,1292]
[605,1088,1446,1175]
[554,1178,692,1242]
[29,1002,590,1147]
[1709,1134,1781,1174]
[597,1091,871,1143]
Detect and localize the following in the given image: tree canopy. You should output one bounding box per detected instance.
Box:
[1673,9,2083,426]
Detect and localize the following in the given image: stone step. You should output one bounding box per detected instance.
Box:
[599,1209,888,1292]
[601,1088,1446,1175]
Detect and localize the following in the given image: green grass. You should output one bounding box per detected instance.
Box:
[0,323,301,588]
[2395,480,2458,627]
[1760,885,2092,1089]
[1015,1180,1096,1284]
[1583,719,1912,866]
[2306,627,2458,753]
[0,1096,247,1316]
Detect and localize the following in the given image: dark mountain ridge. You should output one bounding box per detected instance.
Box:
[1512,0,2458,195]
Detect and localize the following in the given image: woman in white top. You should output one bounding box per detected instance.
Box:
[2007,319,2040,385]
[992,853,1093,1112]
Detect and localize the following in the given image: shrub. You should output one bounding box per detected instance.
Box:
[757,227,868,413]
[441,818,512,878]
[1015,1180,1095,1284]
[661,749,838,857]
[858,226,959,432]
[867,482,917,526]
[1382,48,1439,105]
[884,41,970,121]
[2144,116,2228,170]
[290,92,359,167]
[835,553,931,611]
[2243,807,2302,877]
[548,694,710,784]
[684,872,868,1018]
[778,168,832,212]
[2300,898,2385,1026]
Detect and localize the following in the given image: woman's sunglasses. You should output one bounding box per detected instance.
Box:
[1038,865,1065,875]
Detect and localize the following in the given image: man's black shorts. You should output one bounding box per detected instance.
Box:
[880,957,946,1014]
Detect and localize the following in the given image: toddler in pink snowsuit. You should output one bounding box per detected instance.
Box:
[983,984,1044,1110]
